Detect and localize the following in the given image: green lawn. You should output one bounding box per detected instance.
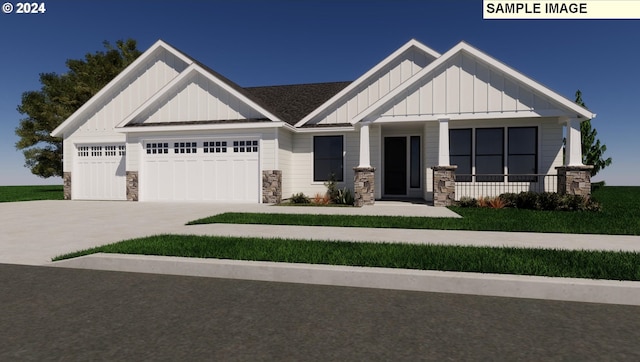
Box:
[0,185,63,202]
[188,187,640,235]
[53,234,640,281]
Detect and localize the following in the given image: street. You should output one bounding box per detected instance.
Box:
[1,263,639,361]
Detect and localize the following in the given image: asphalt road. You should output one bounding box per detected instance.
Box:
[1,264,639,361]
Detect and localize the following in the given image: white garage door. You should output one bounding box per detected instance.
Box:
[74,144,126,200]
[142,139,259,202]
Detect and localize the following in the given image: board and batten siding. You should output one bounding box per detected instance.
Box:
[62,48,189,172]
[380,52,555,118]
[136,72,263,124]
[310,47,433,126]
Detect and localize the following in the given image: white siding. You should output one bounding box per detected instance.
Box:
[138,72,263,123]
[278,129,294,198]
[310,47,432,125]
[68,48,188,138]
[381,52,560,118]
[423,122,438,201]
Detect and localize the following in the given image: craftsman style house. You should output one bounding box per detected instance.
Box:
[51,39,594,206]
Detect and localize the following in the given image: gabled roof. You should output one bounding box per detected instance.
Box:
[115,63,285,129]
[294,39,441,127]
[245,82,352,126]
[51,40,193,137]
[353,41,595,123]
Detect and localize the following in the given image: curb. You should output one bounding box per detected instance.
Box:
[51,253,640,306]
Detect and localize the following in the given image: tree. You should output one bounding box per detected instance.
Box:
[574,90,612,177]
[15,39,141,178]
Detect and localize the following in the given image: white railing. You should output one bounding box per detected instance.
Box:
[454,174,558,200]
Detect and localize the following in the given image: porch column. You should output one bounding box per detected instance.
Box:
[354,121,375,206]
[565,118,583,166]
[433,118,455,206]
[358,122,371,168]
[557,118,593,196]
[437,118,450,166]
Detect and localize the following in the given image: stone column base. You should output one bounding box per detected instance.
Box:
[556,165,594,197]
[433,165,457,207]
[262,170,282,204]
[354,167,376,207]
[63,172,71,200]
[126,171,138,201]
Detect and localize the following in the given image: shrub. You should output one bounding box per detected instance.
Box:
[515,192,539,210]
[289,192,310,204]
[487,196,506,209]
[324,174,340,203]
[537,192,562,211]
[499,193,518,208]
[458,196,478,208]
[312,193,331,205]
[335,187,354,205]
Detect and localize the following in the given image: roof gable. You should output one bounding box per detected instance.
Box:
[51,40,192,137]
[116,64,284,128]
[295,39,440,127]
[355,41,595,123]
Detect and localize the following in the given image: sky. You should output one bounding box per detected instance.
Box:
[0,0,638,186]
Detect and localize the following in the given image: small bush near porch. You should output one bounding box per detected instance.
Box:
[457,192,601,212]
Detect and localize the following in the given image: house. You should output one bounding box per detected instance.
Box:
[51,39,595,206]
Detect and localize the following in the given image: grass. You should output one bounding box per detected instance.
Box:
[0,185,63,202]
[53,234,640,281]
[188,187,640,235]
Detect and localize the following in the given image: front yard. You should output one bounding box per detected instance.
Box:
[189,186,640,235]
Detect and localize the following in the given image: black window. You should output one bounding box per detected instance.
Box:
[314,136,343,182]
[476,128,503,182]
[508,127,537,182]
[449,129,472,182]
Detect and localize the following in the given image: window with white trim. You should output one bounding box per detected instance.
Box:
[105,145,117,156]
[78,146,89,157]
[118,145,126,156]
[313,135,343,182]
[174,142,197,154]
[146,143,169,154]
[91,146,103,157]
[203,141,228,153]
[233,140,258,153]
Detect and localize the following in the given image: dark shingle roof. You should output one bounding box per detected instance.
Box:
[160,40,352,127]
[245,82,352,126]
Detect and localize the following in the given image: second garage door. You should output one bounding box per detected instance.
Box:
[142,138,259,202]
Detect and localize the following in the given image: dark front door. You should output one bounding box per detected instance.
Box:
[384,137,407,195]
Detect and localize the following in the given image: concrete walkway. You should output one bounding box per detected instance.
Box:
[3,200,640,305]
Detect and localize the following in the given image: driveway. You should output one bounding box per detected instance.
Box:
[0,200,459,265]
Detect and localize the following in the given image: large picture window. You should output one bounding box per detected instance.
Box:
[449,129,472,182]
[450,127,538,183]
[476,128,504,182]
[508,127,537,181]
[314,135,343,182]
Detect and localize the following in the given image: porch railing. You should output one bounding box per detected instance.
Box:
[454,174,558,200]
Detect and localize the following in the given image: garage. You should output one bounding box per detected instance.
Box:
[73,144,127,200]
[141,138,260,202]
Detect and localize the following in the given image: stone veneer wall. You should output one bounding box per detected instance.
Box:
[262,170,282,204]
[556,166,593,197]
[432,165,457,207]
[63,172,71,200]
[353,167,375,207]
[126,171,138,201]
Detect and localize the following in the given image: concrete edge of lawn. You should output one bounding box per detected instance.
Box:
[52,253,640,306]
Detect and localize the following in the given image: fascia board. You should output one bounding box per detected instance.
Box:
[293,39,441,128]
[115,121,287,134]
[353,41,595,124]
[295,126,355,133]
[51,39,192,137]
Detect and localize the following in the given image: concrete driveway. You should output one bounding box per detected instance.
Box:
[0,200,460,265]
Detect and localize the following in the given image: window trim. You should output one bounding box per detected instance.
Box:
[449,126,539,183]
[312,134,345,183]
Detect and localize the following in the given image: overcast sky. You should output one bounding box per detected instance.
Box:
[1,0,638,185]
